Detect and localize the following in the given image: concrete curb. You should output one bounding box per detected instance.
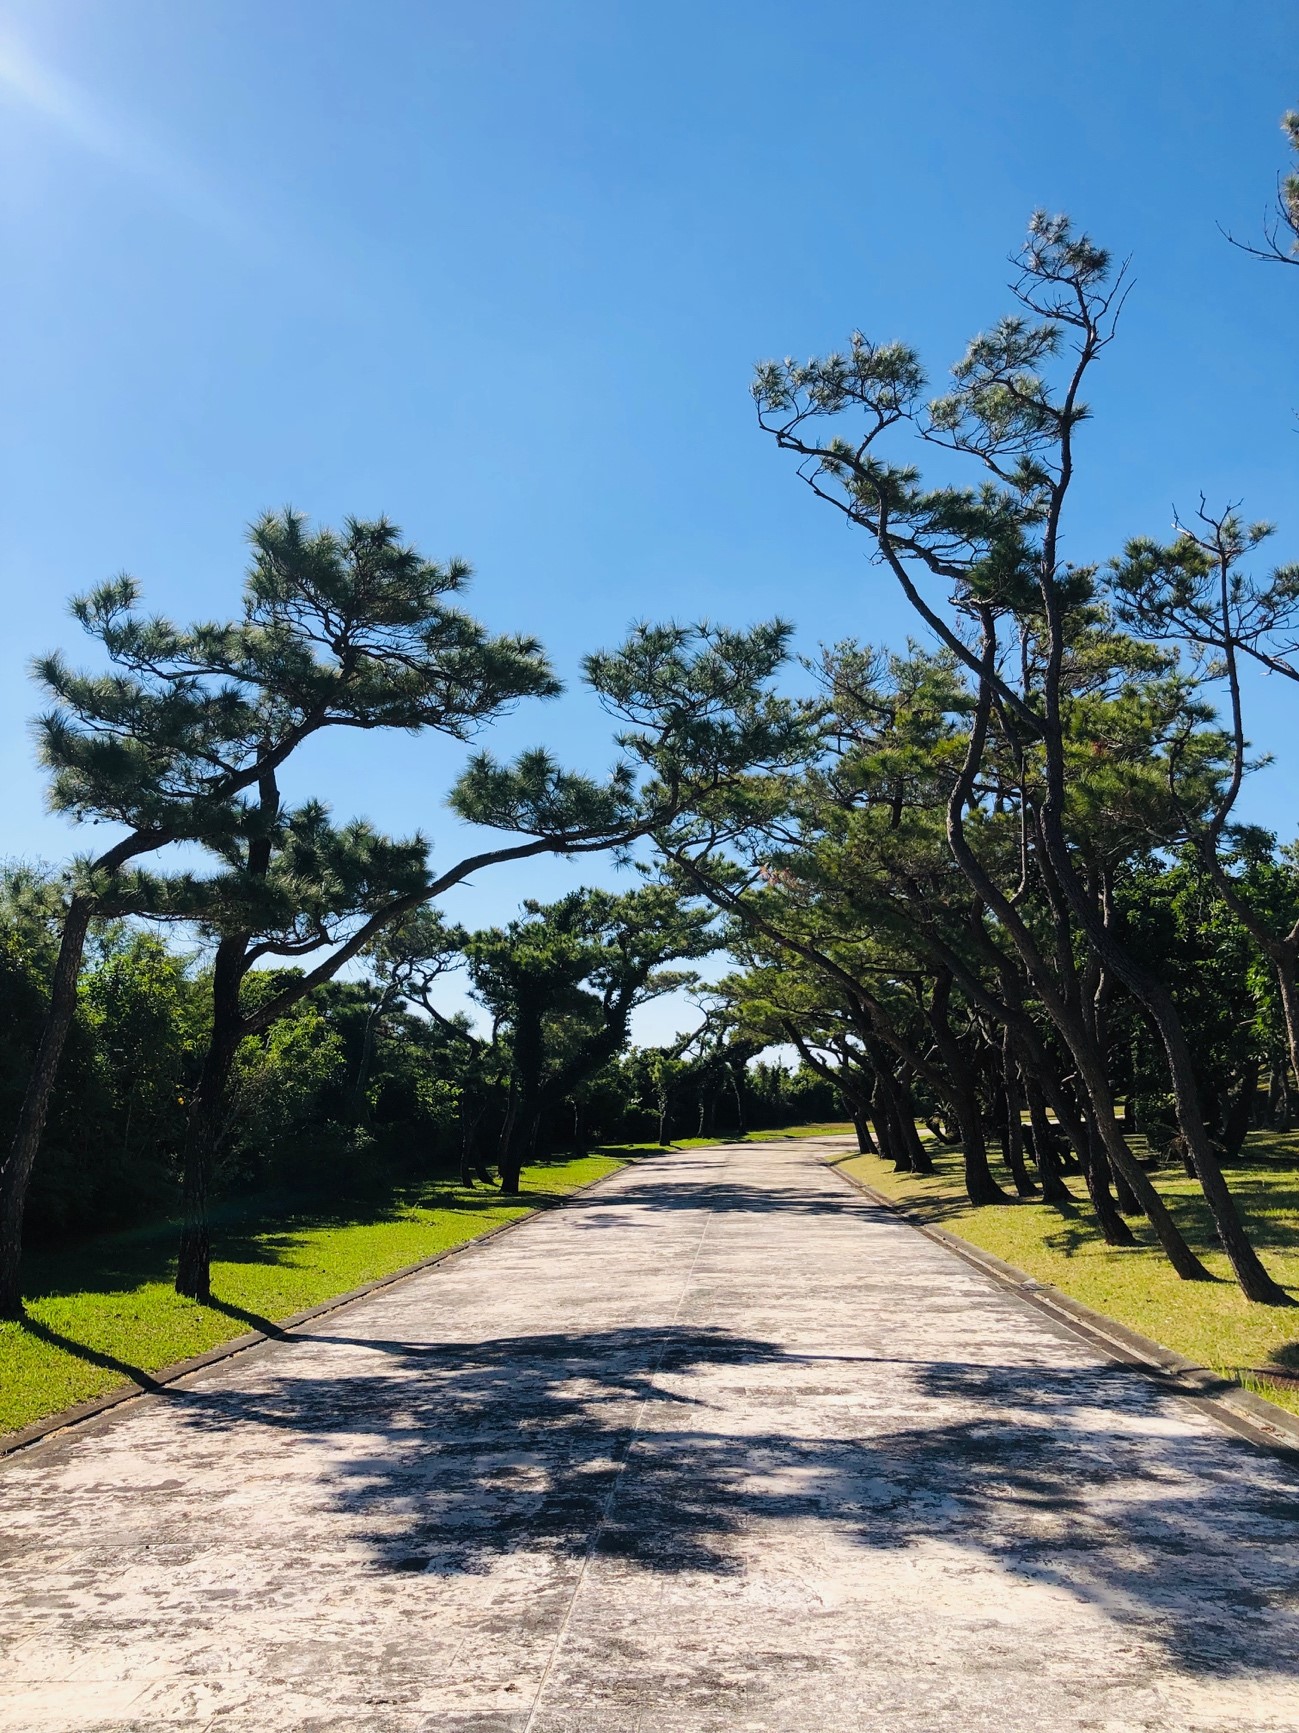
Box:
[824,1151,1299,1461]
[0,1155,655,1464]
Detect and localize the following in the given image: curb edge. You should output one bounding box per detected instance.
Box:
[1,1155,648,1464]
[824,1153,1299,1461]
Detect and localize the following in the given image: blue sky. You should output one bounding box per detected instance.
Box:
[1,0,1297,1040]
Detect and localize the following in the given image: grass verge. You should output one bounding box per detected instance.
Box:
[832,1136,1299,1419]
[1,1152,622,1439]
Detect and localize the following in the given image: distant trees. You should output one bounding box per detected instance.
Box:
[369,887,718,1192]
[0,879,828,1262]
[462,885,714,1191]
[0,873,191,1239]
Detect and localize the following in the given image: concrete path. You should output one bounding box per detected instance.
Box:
[3,1140,1299,1732]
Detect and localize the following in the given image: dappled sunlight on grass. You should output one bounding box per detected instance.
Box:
[833,1135,1299,1419]
[1,1153,623,1437]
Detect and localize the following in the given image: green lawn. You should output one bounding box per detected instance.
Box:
[832,1133,1299,1418]
[0,1152,622,1438]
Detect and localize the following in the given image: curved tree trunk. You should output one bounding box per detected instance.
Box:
[1043,779,1286,1298]
[1140,980,1290,1302]
[895,1068,934,1174]
[943,648,1209,1278]
[927,970,1007,1206]
[0,896,94,1318]
[176,932,250,1303]
[999,1035,1037,1197]
[1025,549,1288,1299]
[1023,1075,1073,1206]
[176,1031,240,1302]
[870,1071,909,1171]
[874,1059,937,1173]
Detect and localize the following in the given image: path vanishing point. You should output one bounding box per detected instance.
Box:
[3,1139,1299,1731]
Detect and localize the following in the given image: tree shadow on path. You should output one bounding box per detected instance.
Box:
[168,1321,1299,1681]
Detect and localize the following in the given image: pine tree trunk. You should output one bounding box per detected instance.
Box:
[946,651,1209,1277]
[1032,681,1286,1300]
[1269,1060,1292,1131]
[1000,1038,1037,1197]
[497,1104,534,1195]
[852,1113,876,1155]
[175,1032,239,1303]
[0,895,94,1318]
[1064,872,1288,1296]
[955,1089,1002,1204]
[1222,1065,1257,1160]
[898,1082,934,1174]
[927,972,1006,1205]
[1151,989,1290,1302]
[871,1069,910,1171]
[459,1100,485,1187]
[1264,943,1298,1087]
[176,936,247,1304]
[1107,1141,1141,1214]
[175,1131,215,1304]
[727,1063,746,1137]
[1077,1112,1134,1226]
[1023,1077,1073,1205]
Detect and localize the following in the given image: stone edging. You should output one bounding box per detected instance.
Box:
[824,1151,1299,1460]
[0,1157,645,1464]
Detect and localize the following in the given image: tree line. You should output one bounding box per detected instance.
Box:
[3,110,1297,1318]
[0,873,831,1248]
[654,119,1299,1307]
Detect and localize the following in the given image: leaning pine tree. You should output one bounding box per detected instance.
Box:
[753,213,1289,1302]
[0,509,557,1317]
[5,511,803,1310]
[0,584,257,1318]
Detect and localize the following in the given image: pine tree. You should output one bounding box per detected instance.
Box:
[0,509,559,1316]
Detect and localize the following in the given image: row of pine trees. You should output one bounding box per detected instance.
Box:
[5,115,1299,1317]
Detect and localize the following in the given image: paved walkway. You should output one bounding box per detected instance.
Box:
[3,1141,1299,1731]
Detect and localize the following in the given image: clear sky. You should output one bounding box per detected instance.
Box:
[1,0,1297,1041]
